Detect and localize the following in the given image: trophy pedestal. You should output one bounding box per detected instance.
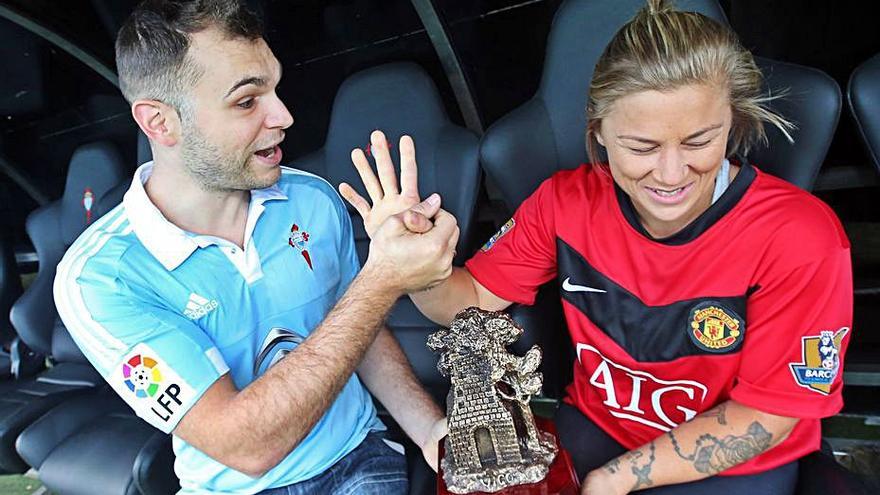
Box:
[437,417,579,495]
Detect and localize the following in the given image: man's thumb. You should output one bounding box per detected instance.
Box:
[403,210,433,233]
[404,193,441,233]
[413,193,442,217]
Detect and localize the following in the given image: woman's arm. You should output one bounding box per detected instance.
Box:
[410,266,513,327]
[581,400,798,494]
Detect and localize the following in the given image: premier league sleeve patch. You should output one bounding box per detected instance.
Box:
[789,327,848,395]
[111,343,198,433]
[480,218,515,252]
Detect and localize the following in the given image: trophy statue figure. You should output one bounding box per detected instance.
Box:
[428,307,557,493]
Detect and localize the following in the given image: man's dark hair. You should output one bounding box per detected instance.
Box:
[116,0,263,110]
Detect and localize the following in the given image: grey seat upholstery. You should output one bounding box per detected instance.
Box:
[477,1,859,493]
[0,141,128,473]
[294,61,481,402]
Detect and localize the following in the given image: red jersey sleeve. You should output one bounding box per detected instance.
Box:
[465,177,558,305]
[731,236,852,419]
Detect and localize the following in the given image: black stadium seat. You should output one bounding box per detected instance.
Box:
[293,61,481,495]
[849,52,880,175]
[478,0,864,493]
[15,133,179,494]
[0,141,127,474]
[17,393,177,495]
[295,61,482,402]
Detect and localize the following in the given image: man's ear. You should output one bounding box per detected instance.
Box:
[132,99,183,147]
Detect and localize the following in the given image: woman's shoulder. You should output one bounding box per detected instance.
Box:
[545,163,611,194]
[744,167,850,253]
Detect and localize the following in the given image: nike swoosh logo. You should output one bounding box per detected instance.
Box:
[562,277,607,293]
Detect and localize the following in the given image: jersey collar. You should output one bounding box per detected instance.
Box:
[614,161,756,245]
[123,161,287,271]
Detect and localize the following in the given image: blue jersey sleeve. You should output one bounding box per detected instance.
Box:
[333,194,361,301]
[55,243,229,434]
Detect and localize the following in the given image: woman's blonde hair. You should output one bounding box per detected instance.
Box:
[586,0,794,165]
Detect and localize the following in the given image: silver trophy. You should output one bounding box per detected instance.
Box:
[428,307,557,493]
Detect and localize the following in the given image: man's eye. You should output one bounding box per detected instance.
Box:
[237,98,255,109]
[685,140,711,148]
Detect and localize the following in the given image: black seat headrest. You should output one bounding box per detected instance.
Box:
[848,52,880,174]
[322,62,458,198]
[746,57,841,190]
[297,62,480,257]
[60,142,128,245]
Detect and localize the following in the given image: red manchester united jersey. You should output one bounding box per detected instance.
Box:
[466,163,852,475]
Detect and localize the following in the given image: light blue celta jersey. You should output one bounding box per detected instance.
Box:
[54,162,383,494]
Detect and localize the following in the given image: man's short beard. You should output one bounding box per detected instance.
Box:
[179,107,277,192]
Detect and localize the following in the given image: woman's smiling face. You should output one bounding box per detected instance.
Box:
[595,83,733,239]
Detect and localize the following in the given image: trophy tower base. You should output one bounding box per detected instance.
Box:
[437,417,579,495]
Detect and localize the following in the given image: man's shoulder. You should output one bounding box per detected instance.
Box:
[56,204,149,288]
[277,165,341,201]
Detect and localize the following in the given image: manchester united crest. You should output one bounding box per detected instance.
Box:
[288,224,313,270]
[688,302,743,353]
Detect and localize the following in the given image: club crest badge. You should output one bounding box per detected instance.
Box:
[288,223,313,270]
[689,302,743,353]
[481,218,515,252]
[83,187,94,224]
[789,327,848,395]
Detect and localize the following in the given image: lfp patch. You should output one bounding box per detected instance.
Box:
[112,343,196,432]
[481,218,515,252]
[789,327,848,395]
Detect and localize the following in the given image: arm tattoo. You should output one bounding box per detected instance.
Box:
[702,403,727,425]
[603,457,621,474]
[627,441,656,490]
[669,421,773,475]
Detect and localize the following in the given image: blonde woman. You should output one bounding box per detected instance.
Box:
[342,1,851,493]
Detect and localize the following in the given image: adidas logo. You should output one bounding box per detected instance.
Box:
[183,292,219,320]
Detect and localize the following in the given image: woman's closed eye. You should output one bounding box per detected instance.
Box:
[683,139,712,148]
[629,145,659,154]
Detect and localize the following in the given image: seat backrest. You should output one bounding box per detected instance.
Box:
[848,52,880,175]
[480,0,727,211]
[295,62,481,262]
[748,57,841,190]
[10,141,128,361]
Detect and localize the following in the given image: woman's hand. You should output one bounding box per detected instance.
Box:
[340,130,429,238]
[581,467,629,495]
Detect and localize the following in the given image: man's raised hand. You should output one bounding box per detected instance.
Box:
[365,203,460,295]
[340,130,432,237]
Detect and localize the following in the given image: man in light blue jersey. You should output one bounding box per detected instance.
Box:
[53,1,454,493]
